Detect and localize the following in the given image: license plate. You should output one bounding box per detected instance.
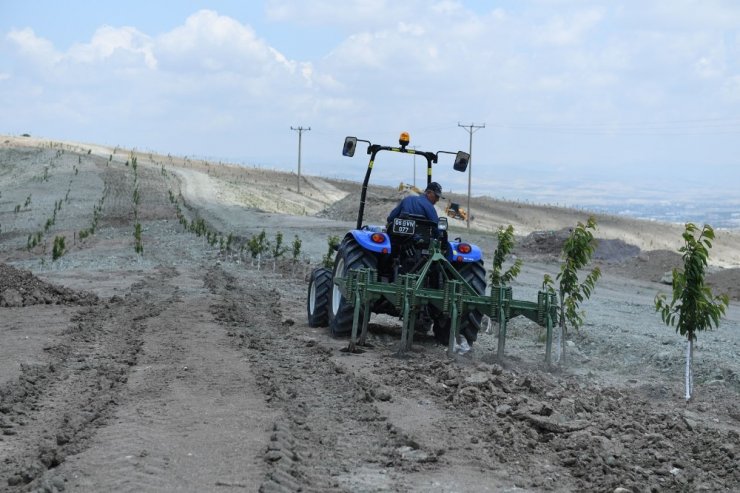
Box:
[392,218,416,235]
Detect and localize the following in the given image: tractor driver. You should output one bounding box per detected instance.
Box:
[387,182,443,226]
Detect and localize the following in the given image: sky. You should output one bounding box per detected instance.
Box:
[1,0,739,211]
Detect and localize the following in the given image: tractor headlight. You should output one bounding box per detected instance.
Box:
[438,217,448,231]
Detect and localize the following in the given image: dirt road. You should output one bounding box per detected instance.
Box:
[1,137,739,492]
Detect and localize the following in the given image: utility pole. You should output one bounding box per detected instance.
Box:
[458,122,485,230]
[291,126,310,193]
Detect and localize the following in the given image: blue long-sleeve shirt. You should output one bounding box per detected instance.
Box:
[387,194,439,224]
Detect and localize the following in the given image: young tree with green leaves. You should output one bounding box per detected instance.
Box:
[271,231,288,259]
[655,223,729,402]
[247,230,270,269]
[543,216,601,365]
[489,224,524,356]
[291,235,302,263]
[490,225,523,286]
[134,223,144,255]
[322,235,340,268]
[52,235,66,261]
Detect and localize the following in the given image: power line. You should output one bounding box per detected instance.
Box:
[488,116,740,136]
[290,126,310,193]
[458,122,485,230]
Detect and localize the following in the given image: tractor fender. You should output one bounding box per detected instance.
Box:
[447,240,482,262]
[348,229,391,254]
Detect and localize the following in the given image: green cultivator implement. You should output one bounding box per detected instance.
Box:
[334,237,559,362]
[308,132,559,364]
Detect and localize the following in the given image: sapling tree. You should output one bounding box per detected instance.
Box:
[654,223,729,402]
[52,235,66,260]
[247,230,270,269]
[490,225,523,286]
[271,231,288,259]
[134,223,143,255]
[488,225,523,336]
[291,235,302,263]
[543,216,601,365]
[322,236,341,268]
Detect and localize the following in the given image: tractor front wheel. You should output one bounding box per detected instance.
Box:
[307,267,332,327]
[328,237,377,336]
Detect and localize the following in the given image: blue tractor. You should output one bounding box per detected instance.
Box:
[307,132,487,347]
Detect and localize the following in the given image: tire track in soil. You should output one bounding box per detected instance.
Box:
[0,268,171,491]
[52,265,274,492]
[205,265,431,493]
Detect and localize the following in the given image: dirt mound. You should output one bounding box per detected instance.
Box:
[316,187,410,225]
[610,250,683,283]
[707,268,740,301]
[0,263,99,307]
[519,229,641,263]
[518,229,570,258]
[607,251,740,300]
[594,238,641,262]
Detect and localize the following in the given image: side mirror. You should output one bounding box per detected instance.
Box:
[342,136,357,157]
[438,217,448,231]
[453,151,470,172]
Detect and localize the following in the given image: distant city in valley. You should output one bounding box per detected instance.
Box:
[574,201,740,229]
[465,170,740,230]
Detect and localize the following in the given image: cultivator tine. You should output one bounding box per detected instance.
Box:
[542,292,556,368]
[495,286,509,361]
[398,295,411,355]
[397,274,417,355]
[446,280,462,357]
[358,302,371,346]
[347,268,373,353]
[348,285,363,353]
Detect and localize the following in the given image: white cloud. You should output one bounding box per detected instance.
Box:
[646,0,740,29]
[722,76,740,102]
[67,25,156,69]
[534,8,604,46]
[156,10,290,74]
[266,0,406,27]
[6,27,60,65]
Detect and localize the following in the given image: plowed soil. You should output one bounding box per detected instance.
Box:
[1,135,739,492]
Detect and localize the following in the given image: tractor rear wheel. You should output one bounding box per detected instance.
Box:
[328,237,377,336]
[307,267,332,327]
[432,260,487,345]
